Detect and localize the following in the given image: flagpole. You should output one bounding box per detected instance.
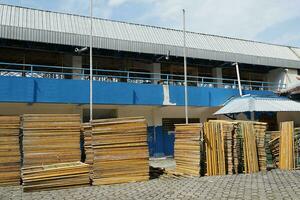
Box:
[183,9,188,124]
[89,0,93,122]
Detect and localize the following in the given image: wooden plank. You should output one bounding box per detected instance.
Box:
[174,123,202,176]
[279,121,294,170]
[21,161,90,192]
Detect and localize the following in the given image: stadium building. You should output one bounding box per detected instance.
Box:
[0,4,300,157]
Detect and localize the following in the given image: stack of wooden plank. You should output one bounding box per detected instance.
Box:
[82,123,93,165]
[91,117,149,185]
[174,123,202,176]
[22,161,90,192]
[238,122,259,173]
[0,116,21,186]
[279,121,294,170]
[204,121,226,176]
[21,114,81,167]
[253,122,267,171]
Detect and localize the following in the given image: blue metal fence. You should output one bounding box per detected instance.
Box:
[0,62,285,91]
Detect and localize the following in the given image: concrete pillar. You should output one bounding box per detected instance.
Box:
[72,56,82,80]
[63,55,82,80]
[212,67,223,88]
[63,55,72,79]
[151,63,161,84]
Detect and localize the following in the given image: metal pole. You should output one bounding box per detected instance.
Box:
[89,0,93,122]
[183,9,188,124]
[235,62,242,96]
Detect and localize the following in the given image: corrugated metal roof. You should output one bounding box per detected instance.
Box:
[1,4,300,68]
[214,95,300,115]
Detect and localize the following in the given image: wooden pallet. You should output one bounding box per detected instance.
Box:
[91,117,149,185]
[22,161,90,192]
[0,116,21,186]
[21,114,81,167]
[174,123,202,176]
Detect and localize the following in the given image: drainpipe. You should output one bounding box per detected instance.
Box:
[233,62,242,96]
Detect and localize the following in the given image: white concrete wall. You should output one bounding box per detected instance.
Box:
[0,103,276,126]
[0,103,82,117]
[277,112,300,127]
[268,68,299,89]
[117,106,247,126]
[117,106,160,126]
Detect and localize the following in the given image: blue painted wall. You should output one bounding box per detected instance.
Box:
[169,85,273,106]
[0,76,273,106]
[148,126,174,157]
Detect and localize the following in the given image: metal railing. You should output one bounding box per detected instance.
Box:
[0,62,286,91]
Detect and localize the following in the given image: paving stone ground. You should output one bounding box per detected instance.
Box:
[0,169,300,200]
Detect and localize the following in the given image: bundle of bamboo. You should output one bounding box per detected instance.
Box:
[0,116,21,186]
[213,121,236,174]
[82,123,93,165]
[233,125,243,174]
[22,161,90,192]
[268,133,280,168]
[204,121,226,176]
[174,123,202,176]
[266,131,278,168]
[279,121,294,170]
[238,122,259,173]
[253,122,268,171]
[21,114,81,167]
[91,117,149,185]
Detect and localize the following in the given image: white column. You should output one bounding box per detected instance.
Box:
[212,67,223,88]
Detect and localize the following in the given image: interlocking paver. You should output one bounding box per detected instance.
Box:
[0,170,300,200]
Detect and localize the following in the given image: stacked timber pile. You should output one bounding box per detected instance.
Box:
[21,114,81,167]
[238,122,259,173]
[174,123,202,176]
[0,116,21,186]
[22,162,90,192]
[91,117,149,185]
[279,121,294,170]
[204,121,226,176]
[253,122,267,171]
[82,123,93,165]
